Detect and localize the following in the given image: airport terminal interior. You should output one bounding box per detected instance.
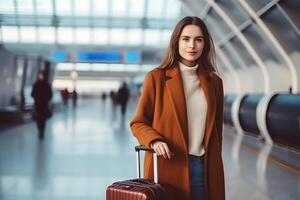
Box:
[0,0,299,199]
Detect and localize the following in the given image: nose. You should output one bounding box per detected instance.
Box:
[188,40,195,49]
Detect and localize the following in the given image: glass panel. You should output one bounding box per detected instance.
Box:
[55,0,72,16]
[146,0,163,18]
[36,0,53,15]
[75,28,91,44]
[217,0,250,26]
[278,0,300,32]
[0,0,14,14]
[57,63,74,71]
[262,6,300,52]
[53,79,120,93]
[74,63,91,71]
[221,42,247,69]
[38,27,55,43]
[2,26,19,42]
[141,64,155,72]
[243,24,281,63]
[108,64,126,71]
[128,0,144,18]
[57,27,74,44]
[199,0,208,8]
[91,63,109,71]
[16,0,34,14]
[144,29,161,46]
[162,29,172,45]
[245,0,273,12]
[127,29,143,45]
[125,64,140,72]
[74,0,90,16]
[20,26,36,43]
[208,9,232,38]
[230,36,256,66]
[110,28,126,45]
[165,0,181,19]
[205,17,222,42]
[93,28,108,44]
[111,0,126,17]
[93,0,108,16]
[52,80,74,91]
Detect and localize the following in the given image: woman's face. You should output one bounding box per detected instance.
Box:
[178,24,204,67]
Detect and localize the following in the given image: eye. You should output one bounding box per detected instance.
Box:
[182,38,189,42]
[196,38,203,42]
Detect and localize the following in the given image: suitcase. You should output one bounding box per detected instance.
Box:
[106,145,174,200]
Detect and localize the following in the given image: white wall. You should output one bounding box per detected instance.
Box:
[223,61,292,95]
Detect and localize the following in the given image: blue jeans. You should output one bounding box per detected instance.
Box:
[189,155,204,200]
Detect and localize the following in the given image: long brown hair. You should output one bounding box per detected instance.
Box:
[159,16,216,72]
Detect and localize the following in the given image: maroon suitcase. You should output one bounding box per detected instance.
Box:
[106,145,173,200]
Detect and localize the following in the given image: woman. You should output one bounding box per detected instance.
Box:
[130,16,225,200]
[31,71,53,140]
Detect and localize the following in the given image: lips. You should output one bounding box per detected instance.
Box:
[187,52,197,55]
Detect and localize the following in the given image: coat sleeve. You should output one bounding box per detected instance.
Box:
[216,78,224,150]
[130,72,165,147]
[31,84,36,99]
[48,84,53,100]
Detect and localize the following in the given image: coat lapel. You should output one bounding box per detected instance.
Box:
[165,66,189,151]
[198,67,216,150]
[165,65,217,153]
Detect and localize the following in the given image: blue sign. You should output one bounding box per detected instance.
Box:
[52,51,67,62]
[77,52,121,62]
[124,51,140,63]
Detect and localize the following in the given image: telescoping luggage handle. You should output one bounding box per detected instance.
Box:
[135,145,158,184]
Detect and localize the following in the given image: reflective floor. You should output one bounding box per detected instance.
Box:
[0,98,299,200]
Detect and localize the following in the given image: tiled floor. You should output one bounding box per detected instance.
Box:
[0,98,299,200]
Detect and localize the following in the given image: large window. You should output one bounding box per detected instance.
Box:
[20,27,36,43]
[2,26,19,42]
[36,0,53,15]
[0,0,14,14]
[1,26,173,48]
[38,27,55,43]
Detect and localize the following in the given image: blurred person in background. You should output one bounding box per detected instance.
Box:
[116,82,130,119]
[31,71,53,140]
[101,92,107,101]
[72,89,78,108]
[61,88,69,106]
[109,90,117,106]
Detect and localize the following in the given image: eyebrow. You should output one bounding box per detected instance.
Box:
[180,35,204,38]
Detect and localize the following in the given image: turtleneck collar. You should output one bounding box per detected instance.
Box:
[179,62,198,76]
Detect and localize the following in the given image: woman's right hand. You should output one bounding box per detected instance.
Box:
[150,141,174,159]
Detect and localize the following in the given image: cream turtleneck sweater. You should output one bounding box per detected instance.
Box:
[179,62,207,156]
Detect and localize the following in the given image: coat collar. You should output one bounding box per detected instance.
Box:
[165,65,216,152]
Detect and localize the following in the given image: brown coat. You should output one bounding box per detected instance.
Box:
[130,65,225,200]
